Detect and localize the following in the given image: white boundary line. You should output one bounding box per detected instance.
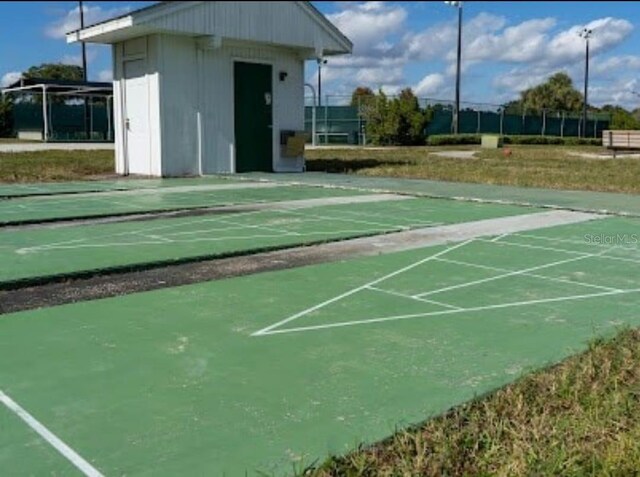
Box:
[514,232,640,253]
[0,389,103,477]
[436,257,621,292]
[414,248,609,299]
[478,238,640,266]
[12,203,442,255]
[259,288,640,336]
[490,233,510,242]
[366,285,463,310]
[251,239,474,336]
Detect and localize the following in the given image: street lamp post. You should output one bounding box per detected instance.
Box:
[445,1,463,134]
[579,27,592,138]
[79,1,89,139]
[317,58,327,107]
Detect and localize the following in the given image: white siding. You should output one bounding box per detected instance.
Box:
[157,35,199,176]
[146,35,163,177]
[112,44,125,174]
[156,35,304,175]
[142,2,346,55]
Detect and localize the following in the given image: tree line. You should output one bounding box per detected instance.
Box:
[348,72,640,146]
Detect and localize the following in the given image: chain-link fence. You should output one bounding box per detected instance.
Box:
[305,95,610,145]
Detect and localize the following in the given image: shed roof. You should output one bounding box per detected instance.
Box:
[2,77,113,96]
[67,1,352,57]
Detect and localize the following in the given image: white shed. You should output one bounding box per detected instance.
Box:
[67,1,351,176]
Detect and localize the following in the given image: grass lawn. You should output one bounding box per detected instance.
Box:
[0,150,114,183]
[308,328,640,476]
[306,145,640,194]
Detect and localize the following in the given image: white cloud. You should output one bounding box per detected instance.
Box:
[591,55,640,77]
[45,4,131,39]
[1,71,21,88]
[316,2,635,107]
[327,2,407,57]
[313,2,410,96]
[589,78,640,108]
[97,70,113,82]
[484,17,635,104]
[414,73,446,97]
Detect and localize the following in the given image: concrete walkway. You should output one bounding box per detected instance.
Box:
[0,142,114,153]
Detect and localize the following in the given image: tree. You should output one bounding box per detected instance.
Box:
[520,72,583,113]
[390,88,428,145]
[362,89,394,145]
[502,99,523,115]
[600,105,640,130]
[23,63,84,82]
[0,96,13,137]
[361,88,428,146]
[350,86,375,108]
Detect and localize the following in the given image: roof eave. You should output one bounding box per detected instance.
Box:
[66,15,135,44]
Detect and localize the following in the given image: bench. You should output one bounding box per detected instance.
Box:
[603,130,640,158]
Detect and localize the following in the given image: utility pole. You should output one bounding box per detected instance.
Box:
[79,1,89,139]
[579,27,592,138]
[317,58,327,107]
[445,1,463,134]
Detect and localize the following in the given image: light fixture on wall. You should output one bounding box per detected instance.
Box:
[279,71,288,81]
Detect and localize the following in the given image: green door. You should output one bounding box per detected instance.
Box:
[234,62,273,172]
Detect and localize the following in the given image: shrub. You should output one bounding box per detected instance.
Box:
[427,134,482,146]
[362,88,428,146]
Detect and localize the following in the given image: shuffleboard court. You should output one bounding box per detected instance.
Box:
[1,216,639,475]
[0,176,241,198]
[0,198,538,285]
[0,184,367,225]
[244,171,640,217]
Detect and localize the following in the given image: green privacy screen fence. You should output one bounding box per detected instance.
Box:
[304,97,610,145]
[13,101,113,142]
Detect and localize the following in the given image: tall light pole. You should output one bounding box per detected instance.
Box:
[79,1,89,139]
[317,58,327,107]
[579,27,592,138]
[79,1,87,80]
[445,1,463,134]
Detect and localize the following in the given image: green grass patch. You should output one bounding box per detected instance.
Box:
[307,327,640,476]
[427,134,602,146]
[306,145,640,194]
[0,150,114,183]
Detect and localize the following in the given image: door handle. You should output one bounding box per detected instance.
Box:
[126,119,131,130]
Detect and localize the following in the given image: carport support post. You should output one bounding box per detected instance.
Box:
[304,83,317,147]
[324,99,328,145]
[41,85,49,142]
[107,96,113,141]
[89,96,94,138]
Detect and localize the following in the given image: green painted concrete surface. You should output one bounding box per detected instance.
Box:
[0,185,365,225]
[1,217,639,475]
[243,172,640,217]
[0,198,536,284]
[0,176,241,198]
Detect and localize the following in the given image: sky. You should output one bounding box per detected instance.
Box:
[1,1,639,108]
